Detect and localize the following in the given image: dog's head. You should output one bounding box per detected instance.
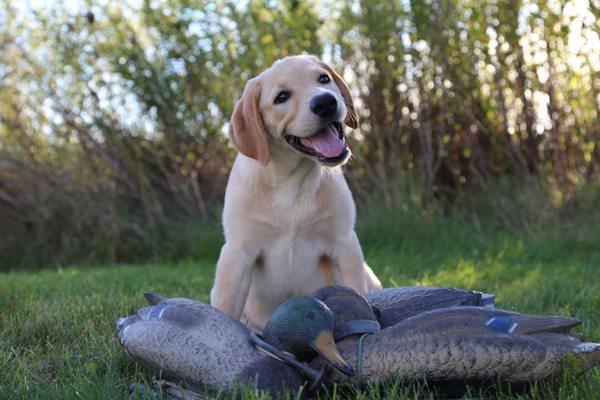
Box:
[229,55,358,167]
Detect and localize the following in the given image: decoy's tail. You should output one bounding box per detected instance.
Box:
[512,314,581,334]
[144,291,167,305]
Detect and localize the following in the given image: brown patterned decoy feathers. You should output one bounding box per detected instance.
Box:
[365,286,494,328]
[117,296,304,398]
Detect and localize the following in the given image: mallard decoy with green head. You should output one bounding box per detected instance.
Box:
[310,285,600,390]
[117,293,351,398]
[261,296,354,375]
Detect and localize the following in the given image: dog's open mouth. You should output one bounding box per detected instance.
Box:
[285,122,349,164]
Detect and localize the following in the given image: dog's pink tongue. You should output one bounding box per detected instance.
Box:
[301,124,345,158]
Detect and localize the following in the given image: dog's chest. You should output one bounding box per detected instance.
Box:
[253,209,337,285]
[262,187,342,237]
[250,179,349,270]
[253,234,333,301]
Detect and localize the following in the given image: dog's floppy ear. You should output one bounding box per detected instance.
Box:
[229,79,270,166]
[318,60,358,129]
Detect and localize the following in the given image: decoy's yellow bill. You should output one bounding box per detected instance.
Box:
[311,330,354,376]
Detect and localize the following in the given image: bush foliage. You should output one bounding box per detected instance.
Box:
[0,0,598,269]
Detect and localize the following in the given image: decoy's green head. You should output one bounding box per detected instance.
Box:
[262,296,353,376]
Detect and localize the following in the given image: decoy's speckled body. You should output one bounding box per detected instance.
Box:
[311,286,600,389]
[116,293,305,397]
[364,286,495,328]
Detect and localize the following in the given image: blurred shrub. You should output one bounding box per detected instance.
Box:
[0,0,598,269]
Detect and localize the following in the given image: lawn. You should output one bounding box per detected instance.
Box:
[1,206,599,399]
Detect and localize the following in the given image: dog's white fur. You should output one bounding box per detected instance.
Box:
[210,55,382,331]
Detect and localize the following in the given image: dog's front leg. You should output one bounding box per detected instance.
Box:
[210,243,255,320]
[332,231,382,293]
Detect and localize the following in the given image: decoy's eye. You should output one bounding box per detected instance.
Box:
[318,74,331,84]
[274,90,290,104]
[305,311,315,320]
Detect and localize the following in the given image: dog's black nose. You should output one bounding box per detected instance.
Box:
[310,93,338,119]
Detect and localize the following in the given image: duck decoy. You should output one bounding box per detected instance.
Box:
[364,286,495,328]
[261,296,354,375]
[117,293,351,398]
[309,285,600,392]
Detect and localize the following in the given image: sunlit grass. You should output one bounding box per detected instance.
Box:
[0,206,598,399]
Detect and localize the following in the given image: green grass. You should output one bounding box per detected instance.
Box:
[1,205,599,399]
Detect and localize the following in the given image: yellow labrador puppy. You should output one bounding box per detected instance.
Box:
[210,55,382,331]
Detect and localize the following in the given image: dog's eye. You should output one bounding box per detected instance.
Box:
[274,91,290,104]
[318,74,331,84]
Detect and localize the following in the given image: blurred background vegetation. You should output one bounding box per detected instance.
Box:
[0,0,598,270]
